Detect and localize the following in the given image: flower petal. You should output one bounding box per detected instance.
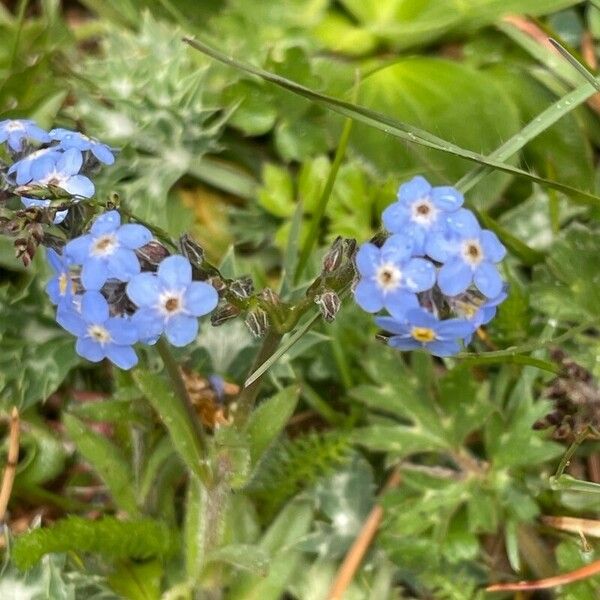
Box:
[62,174,95,198]
[480,230,506,263]
[91,210,121,235]
[107,248,140,281]
[355,243,380,277]
[353,279,383,313]
[81,290,109,323]
[403,258,436,292]
[375,316,410,335]
[91,143,115,165]
[57,147,83,174]
[381,234,413,263]
[57,305,86,337]
[65,234,92,263]
[81,257,108,290]
[431,186,463,212]
[185,282,218,317]
[76,337,105,362]
[436,318,475,339]
[105,344,138,370]
[386,291,419,320]
[127,273,161,307]
[157,255,192,288]
[106,317,138,345]
[404,308,439,329]
[388,337,422,351]
[131,308,164,343]
[425,231,454,262]
[427,339,461,357]
[437,258,472,296]
[444,208,480,238]
[117,224,152,249]
[165,315,198,347]
[381,201,409,233]
[397,176,431,203]
[473,261,503,298]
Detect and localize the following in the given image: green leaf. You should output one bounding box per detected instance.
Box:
[184,37,600,206]
[353,423,449,456]
[354,58,519,203]
[108,560,163,600]
[257,163,295,218]
[62,413,139,515]
[133,370,209,481]
[246,385,300,465]
[207,544,269,575]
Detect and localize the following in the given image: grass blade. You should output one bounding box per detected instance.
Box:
[548,38,600,91]
[184,37,600,207]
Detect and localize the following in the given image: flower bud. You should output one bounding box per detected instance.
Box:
[180,234,205,266]
[230,276,254,299]
[315,290,341,322]
[322,236,344,273]
[136,240,170,271]
[211,302,241,326]
[259,287,281,305]
[245,308,269,338]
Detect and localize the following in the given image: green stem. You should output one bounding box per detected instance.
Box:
[234,329,283,427]
[156,339,211,463]
[555,426,590,479]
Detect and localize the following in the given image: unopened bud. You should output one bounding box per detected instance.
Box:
[136,240,170,270]
[322,237,344,273]
[211,303,241,326]
[315,290,341,322]
[259,287,281,305]
[180,234,205,266]
[230,276,254,299]
[27,222,44,244]
[245,309,269,338]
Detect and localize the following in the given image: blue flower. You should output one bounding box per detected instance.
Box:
[57,291,139,369]
[65,211,152,290]
[49,128,115,165]
[426,209,506,298]
[45,248,76,305]
[126,255,219,347]
[28,147,93,198]
[382,176,463,255]
[8,147,62,185]
[0,119,50,152]
[376,308,474,357]
[354,234,435,316]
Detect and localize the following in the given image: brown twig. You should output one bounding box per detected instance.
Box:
[486,558,600,592]
[581,31,598,71]
[0,407,20,523]
[542,515,600,538]
[327,466,402,600]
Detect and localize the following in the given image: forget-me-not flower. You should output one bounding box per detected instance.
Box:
[354,234,435,316]
[382,176,463,255]
[426,209,506,298]
[28,147,94,198]
[49,128,115,165]
[0,119,50,152]
[57,291,139,369]
[65,210,152,290]
[376,307,474,357]
[8,147,62,185]
[126,255,219,347]
[45,248,76,305]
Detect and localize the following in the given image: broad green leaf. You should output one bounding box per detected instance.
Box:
[207,544,269,575]
[353,424,449,456]
[246,385,300,465]
[353,58,519,204]
[62,414,139,515]
[133,370,210,481]
[184,37,600,206]
[257,163,295,218]
[108,560,163,600]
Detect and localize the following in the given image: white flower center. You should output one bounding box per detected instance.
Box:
[461,239,484,266]
[91,234,118,257]
[39,169,68,188]
[6,121,25,132]
[88,324,111,345]
[410,197,438,227]
[375,263,402,292]
[158,290,185,318]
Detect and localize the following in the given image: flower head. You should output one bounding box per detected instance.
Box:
[49,128,115,165]
[376,308,474,357]
[426,209,506,298]
[382,176,463,254]
[353,234,435,316]
[8,147,62,185]
[0,119,50,152]
[45,248,77,305]
[126,255,219,347]
[65,210,152,290]
[57,291,139,369]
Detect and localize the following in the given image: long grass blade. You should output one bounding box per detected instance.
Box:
[184,37,600,207]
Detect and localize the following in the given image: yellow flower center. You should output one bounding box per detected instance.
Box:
[91,234,118,256]
[411,326,436,343]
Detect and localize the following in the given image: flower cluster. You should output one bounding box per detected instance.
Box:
[1,118,114,224]
[51,210,219,369]
[353,176,507,357]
